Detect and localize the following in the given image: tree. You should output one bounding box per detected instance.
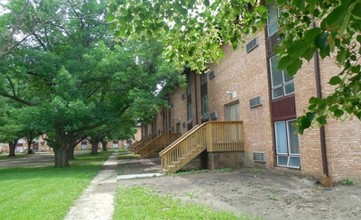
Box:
[0,98,22,157]
[0,0,183,167]
[108,0,361,133]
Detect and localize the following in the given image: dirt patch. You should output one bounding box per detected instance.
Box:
[118,157,361,220]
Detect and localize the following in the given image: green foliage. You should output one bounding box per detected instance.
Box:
[108,0,361,133]
[0,151,112,220]
[276,0,361,133]
[0,0,183,165]
[108,0,267,72]
[114,186,255,220]
[340,178,354,186]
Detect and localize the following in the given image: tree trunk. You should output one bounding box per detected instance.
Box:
[67,139,81,160]
[91,142,98,155]
[101,139,107,151]
[26,138,33,154]
[67,145,76,160]
[8,139,18,157]
[53,146,69,167]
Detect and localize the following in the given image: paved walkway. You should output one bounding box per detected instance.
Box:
[65,152,119,220]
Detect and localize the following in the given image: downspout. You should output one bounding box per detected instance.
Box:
[194,72,199,125]
[313,23,329,176]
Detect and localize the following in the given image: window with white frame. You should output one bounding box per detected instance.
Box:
[81,140,87,150]
[113,140,119,149]
[270,56,294,99]
[267,0,279,36]
[275,120,300,168]
[187,103,193,122]
[201,95,208,116]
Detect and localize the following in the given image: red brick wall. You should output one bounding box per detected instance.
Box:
[319,57,361,182]
[295,55,361,182]
[207,32,274,167]
[169,86,188,135]
[294,57,324,178]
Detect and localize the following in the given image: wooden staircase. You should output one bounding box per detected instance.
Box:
[131,137,154,154]
[137,133,181,158]
[160,121,244,173]
[128,140,142,151]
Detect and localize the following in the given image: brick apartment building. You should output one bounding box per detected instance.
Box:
[138,1,361,183]
[0,127,142,154]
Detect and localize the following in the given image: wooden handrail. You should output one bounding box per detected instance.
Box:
[159,123,204,156]
[133,137,154,153]
[160,121,244,173]
[128,140,141,151]
[138,133,181,158]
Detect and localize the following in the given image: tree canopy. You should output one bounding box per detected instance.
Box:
[0,0,183,165]
[108,0,361,133]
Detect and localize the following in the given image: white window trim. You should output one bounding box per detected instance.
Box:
[270,55,295,99]
[275,119,300,168]
[267,1,279,36]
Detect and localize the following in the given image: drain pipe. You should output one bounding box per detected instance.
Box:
[313,23,329,176]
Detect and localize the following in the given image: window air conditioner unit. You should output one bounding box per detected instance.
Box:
[201,113,209,122]
[209,111,218,120]
[208,70,216,80]
[253,151,266,162]
[249,96,262,108]
[245,37,259,53]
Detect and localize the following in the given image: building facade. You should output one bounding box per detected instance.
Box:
[139,2,361,183]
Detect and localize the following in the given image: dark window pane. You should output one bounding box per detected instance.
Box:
[289,157,300,167]
[270,57,283,87]
[284,82,294,95]
[288,120,299,154]
[277,155,288,166]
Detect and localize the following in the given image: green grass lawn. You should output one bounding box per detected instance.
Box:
[0,151,112,220]
[114,186,256,220]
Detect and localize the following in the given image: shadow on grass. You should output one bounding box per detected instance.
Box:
[0,154,28,160]
[118,150,141,160]
[0,151,113,182]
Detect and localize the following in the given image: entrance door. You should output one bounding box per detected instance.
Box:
[224,102,240,141]
[225,102,240,121]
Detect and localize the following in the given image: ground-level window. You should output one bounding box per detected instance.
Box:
[275,119,300,168]
[113,140,119,149]
[81,140,87,150]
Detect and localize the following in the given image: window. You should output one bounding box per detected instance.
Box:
[187,103,193,121]
[201,95,209,115]
[81,140,87,150]
[113,140,119,149]
[201,73,207,85]
[275,120,300,168]
[186,76,191,95]
[267,0,279,36]
[270,56,294,99]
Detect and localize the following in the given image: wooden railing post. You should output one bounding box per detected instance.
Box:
[206,122,213,152]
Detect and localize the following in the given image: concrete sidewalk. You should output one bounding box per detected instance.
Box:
[65,152,119,220]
